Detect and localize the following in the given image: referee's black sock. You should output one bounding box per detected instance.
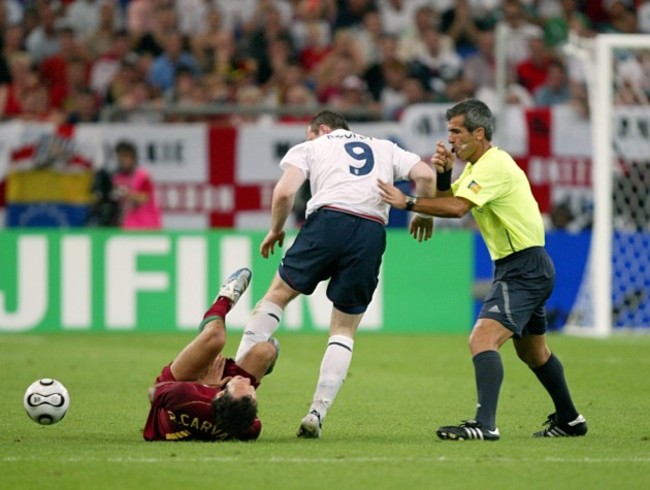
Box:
[473,350,503,431]
[531,353,579,423]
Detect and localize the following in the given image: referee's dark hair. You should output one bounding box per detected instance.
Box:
[446,99,495,141]
[309,110,350,132]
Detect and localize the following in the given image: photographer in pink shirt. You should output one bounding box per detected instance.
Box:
[112,140,162,230]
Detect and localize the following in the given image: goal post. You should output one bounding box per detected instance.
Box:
[565,34,650,337]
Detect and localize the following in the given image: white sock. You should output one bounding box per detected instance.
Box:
[309,334,354,420]
[234,300,283,362]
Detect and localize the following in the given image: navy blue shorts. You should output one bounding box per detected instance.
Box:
[478,247,555,338]
[279,208,386,314]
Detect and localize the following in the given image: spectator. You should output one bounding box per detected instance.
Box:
[163,73,212,122]
[228,83,274,126]
[175,0,211,36]
[352,8,385,67]
[112,140,162,229]
[378,58,408,120]
[581,0,615,32]
[543,0,593,48]
[216,0,292,38]
[66,86,100,123]
[439,0,486,58]
[126,0,154,39]
[89,28,132,97]
[267,61,309,109]
[601,0,637,34]
[463,27,496,94]
[21,5,39,39]
[500,0,544,67]
[3,23,26,60]
[399,4,452,62]
[516,34,552,94]
[189,7,224,68]
[614,52,649,105]
[296,16,333,72]
[639,0,650,33]
[0,52,32,118]
[2,0,23,25]
[330,74,378,121]
[84,1,122,58]
[18,79,65,123]
[0,23,24,85]
[246,3,295,85]
[362,33,400,102]
[394,75,433,119]
[410,26,463,96]
[54,57,91,114]
[313,29,365,102]
[439,74,475,103]
[64,0,120,41]
[25,4,61,64]
[279,83,318,123]
[475,68,534,109]
[332,0,376,31]
[533,59,572,107]
[132,1,177,59]
[377,0,428,38]
[115,79,163,121]
[40,26,90,110]
[202,30,255,87]
[147,31,201,92]
[290,0,332,55]
[245,0,294,34]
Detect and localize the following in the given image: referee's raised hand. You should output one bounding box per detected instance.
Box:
[431,141,454,173]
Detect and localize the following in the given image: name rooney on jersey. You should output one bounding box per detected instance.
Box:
[327,133,373,140]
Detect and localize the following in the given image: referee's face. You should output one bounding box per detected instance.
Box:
[447,115,483,163]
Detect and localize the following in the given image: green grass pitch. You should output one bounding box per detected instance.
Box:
[1,332,650,489]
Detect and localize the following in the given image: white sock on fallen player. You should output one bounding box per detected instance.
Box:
[309,334,354,420]
[234,300,283,362]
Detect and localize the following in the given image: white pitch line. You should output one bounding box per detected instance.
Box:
[2,456,650,464]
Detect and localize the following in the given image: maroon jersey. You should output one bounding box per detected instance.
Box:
[143,360,261,441]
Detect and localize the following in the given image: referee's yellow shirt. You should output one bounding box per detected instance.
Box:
[451,146,545,261]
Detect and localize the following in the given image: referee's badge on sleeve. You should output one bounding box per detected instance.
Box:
[468,180,482,194]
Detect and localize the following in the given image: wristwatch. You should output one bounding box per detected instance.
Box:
[405,196,417,211]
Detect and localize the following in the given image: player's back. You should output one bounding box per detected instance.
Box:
[281,129,420,223]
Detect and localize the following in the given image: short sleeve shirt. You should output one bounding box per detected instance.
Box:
[142,362,261,442]
[452,146,545,260]
[280,129,422,224]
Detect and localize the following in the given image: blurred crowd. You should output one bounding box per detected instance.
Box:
[0,0,648,126]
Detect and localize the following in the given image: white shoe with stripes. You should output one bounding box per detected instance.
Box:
[436,420,500,441]
[533,413,588,437]
[217,268,252,306]
[297,410,322,439]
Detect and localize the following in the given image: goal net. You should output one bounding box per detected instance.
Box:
[564,34,650,336]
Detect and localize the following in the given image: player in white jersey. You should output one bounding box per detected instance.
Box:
[234,110,436,438]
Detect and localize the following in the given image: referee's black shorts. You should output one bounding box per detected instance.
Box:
[278,208,386,314]
[478,246,555,338]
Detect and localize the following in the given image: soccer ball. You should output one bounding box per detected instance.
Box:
[23,378,70,425]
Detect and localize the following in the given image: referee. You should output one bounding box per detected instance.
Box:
[378,98,587,441]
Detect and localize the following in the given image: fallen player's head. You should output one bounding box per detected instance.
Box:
[212,376,258,436]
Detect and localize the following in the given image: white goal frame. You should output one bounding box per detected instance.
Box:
[565,34,650,337]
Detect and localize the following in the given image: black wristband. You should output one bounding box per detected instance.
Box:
[405,196,416,211]
[436,169,452,191]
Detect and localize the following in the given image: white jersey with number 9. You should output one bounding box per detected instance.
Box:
[280,129,421,224]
